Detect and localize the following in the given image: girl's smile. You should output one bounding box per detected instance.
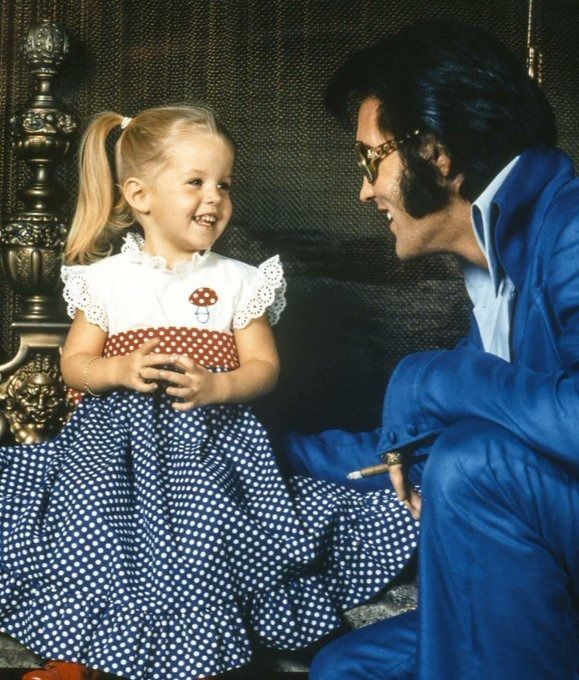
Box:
[127,131,234,269]
[192,212,218,227]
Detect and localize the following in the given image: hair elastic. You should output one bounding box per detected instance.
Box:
[120,116,133,130]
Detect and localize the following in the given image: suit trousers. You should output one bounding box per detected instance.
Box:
[286,419,579,679]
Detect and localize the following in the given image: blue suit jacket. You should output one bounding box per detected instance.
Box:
[379,145,579,476]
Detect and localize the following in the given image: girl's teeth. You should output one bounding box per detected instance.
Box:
[195,216,216,225]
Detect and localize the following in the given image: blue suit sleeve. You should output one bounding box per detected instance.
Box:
[282,428,399,490]
[381,350,579,474]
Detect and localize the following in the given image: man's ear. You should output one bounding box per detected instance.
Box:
[419,137,453,178]
[419,137,463,188]
[433,146,453,180]
[123,177,151,214]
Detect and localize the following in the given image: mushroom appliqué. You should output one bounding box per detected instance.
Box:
[189,287,219,324]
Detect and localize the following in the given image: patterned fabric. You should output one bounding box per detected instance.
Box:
[0,244,419,678]
[103,327,240,370]
[0,383,419,679]
[69,327,241,407]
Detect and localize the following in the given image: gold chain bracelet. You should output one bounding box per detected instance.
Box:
[82,356,102,397]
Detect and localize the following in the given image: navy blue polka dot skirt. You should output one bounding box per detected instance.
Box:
[0,390,418,679]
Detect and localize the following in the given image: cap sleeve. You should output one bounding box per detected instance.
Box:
[232,255,287,330]
[61,264,108,332]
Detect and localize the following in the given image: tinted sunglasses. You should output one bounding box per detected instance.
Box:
[355,129,421,184]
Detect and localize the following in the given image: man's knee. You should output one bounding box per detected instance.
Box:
[422,418,531,502]
[309,633,360,680]
[310,612,418,680]
[309,640,344,680]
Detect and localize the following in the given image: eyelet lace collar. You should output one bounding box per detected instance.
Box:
[120,232,211,275]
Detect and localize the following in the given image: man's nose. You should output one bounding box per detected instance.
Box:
[359,175,375,203]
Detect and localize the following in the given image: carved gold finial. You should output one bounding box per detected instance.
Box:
[24,20,70,75]
[1,20,77,322]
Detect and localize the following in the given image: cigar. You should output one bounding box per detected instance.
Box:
[347,462,391,479]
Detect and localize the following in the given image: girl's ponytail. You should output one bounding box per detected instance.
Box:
[65,112,133,264]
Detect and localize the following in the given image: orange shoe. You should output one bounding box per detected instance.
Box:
[22,661,99,680]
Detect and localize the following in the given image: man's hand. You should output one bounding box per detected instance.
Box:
[389,462,422,520]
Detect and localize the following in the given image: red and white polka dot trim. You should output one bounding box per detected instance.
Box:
[103,326,240,368]
[71,326,240,404]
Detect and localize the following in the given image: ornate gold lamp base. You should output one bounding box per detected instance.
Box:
[0,321,71,444]
[0,20,77,444]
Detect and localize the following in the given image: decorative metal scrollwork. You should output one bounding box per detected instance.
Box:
[24,20,69,74]
[0,20,77,443]
[0,354,71,445]
[1,215,68,248]
[0,20,77,321]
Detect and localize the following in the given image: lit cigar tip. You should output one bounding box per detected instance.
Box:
[347,471,363,480]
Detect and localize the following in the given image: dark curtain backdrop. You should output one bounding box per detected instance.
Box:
[1,0,578,433]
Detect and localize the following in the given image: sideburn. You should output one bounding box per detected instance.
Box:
[399,156,452,219]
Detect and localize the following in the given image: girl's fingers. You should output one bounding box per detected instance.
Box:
[172,355,195,372]
[165,386,191,398]
[138,367,154,381]
[139,366,178,382]
[137,380,157,393]
[137,337,161,354]
[143,353,180,366]
[158,369,190,386]
[171,400,195,411]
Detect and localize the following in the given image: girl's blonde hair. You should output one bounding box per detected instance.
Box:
[65,105,233,265]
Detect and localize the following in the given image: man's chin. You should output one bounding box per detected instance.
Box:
[394,242,415,260]
[394,238,431,261]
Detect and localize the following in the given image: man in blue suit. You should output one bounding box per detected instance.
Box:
[303,21,579,679]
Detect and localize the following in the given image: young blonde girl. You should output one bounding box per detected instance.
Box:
[0,105,419,680]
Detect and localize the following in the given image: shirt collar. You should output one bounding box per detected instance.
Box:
[120,232,211,275]
[470,155,520,295]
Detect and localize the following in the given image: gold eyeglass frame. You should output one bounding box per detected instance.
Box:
[355,129,422,184]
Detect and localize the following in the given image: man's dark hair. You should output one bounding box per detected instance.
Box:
[326,21,557,215]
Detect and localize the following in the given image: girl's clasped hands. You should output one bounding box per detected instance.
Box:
[119,337,218,409]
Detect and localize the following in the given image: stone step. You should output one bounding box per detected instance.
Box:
[264,582,418,673]
[0,582,418,674]
[0,635,40,669]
